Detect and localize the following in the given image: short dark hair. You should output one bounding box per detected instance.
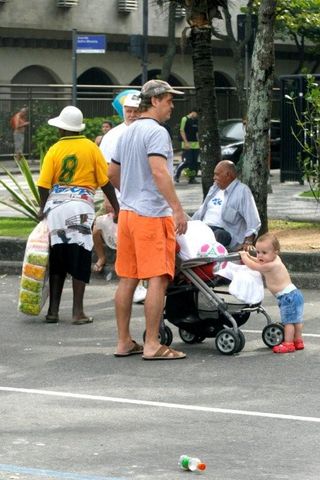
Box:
[139,92,169,112]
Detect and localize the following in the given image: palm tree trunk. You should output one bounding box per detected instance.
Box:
[190,25,221,197]
[242,0,276,235]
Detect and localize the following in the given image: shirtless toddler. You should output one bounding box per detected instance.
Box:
[240,232,304,353]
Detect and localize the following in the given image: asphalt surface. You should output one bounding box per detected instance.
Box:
[1,162,319,479]
[1,274,320,480]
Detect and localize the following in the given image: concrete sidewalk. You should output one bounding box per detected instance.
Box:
[1,157,320,221]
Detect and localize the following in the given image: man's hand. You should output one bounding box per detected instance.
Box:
[173,208,188,235]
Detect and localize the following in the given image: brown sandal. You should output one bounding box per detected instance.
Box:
[142,345,186,361]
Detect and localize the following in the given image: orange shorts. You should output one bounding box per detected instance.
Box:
[115,210,176,280]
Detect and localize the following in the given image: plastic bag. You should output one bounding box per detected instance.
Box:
[176,220,217,260]
[95,213,117,250]
[18,219,50,316]
[217,262,264,304]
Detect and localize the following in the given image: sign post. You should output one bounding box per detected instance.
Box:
[71,32,107,106]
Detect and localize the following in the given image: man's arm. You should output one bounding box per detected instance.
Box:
[101,181,119,220]
[149,155,187,235]
[241,187,261,246]
[108,161,121,191]
[179,116,189,149]
[37,186,50,220]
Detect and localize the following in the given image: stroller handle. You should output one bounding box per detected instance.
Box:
[181,253,240,269]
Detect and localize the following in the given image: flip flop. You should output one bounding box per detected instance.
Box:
[72,316,94,325]
[142,345,186,361]
[114,340,144,357]
[45,314,59,323]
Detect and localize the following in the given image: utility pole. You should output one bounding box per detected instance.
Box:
[72,29,77,106]
[142,0,148,85]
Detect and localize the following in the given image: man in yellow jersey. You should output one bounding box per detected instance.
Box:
[37,106,118,325]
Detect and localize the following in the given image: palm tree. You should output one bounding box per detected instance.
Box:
[170,0,227,196]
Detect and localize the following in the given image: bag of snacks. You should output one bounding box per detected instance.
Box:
[18,220,50,316]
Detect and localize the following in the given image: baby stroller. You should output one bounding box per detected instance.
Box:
[157,253,285,355]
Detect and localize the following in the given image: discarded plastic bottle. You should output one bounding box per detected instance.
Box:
[179,454,206,472]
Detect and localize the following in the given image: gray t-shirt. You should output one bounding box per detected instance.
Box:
[112,117,174,217]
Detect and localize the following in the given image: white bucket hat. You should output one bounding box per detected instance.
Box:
[48,106,85,132]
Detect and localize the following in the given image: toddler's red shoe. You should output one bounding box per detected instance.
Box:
[273,342,295,354]
[294,338,304,350]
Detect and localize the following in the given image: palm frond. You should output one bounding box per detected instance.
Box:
[0,156,40,222]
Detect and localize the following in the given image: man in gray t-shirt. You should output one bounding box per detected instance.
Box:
[114,117,173,217]
[109,79,188,361]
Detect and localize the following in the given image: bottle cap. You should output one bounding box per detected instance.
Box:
[198,462,206,471]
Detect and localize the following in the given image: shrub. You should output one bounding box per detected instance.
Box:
[32,115,121,157]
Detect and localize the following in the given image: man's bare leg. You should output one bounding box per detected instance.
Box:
[142,275,173,356]
[72,278,91,323]
[46,272,65,321]
[93,228,106,272]
[114,277,140,354]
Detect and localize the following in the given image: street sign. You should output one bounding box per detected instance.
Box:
[76,35,106,54]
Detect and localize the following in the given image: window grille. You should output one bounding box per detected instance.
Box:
[57,0,79,7]
[118,0,138,13]
[175,5,186,19]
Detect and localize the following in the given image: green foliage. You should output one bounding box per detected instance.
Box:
[0,157,40,221]
[32,115,121,157]
[251,0,320,45]
[0,217,36,237]
[285,75,320,202]
[83,115,120,141]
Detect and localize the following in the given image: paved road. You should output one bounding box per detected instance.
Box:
[0,275,320,480]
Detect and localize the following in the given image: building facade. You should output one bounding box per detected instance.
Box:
[0,0,315,159]
[0,0,311,88]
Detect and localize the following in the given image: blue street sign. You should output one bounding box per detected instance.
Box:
[76,35,106,54]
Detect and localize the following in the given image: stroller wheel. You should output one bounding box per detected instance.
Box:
[179,328,205,344]
[262,323,284,348]
[164,325,173,346]
[235,330,246,353]
[142,326,172,346]
[215,329,240,355]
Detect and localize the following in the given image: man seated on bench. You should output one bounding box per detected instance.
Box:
[192,160,261,251]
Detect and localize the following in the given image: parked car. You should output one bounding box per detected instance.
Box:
[219,119,280,169]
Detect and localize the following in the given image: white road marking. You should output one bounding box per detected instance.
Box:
[243,329,320,338]
[1,386,319,424]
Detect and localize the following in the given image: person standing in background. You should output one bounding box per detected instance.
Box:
[11,107,29,161]
[174,109,199,184]
[95,120,113,146]
[37,106,119,325]
[95,92,147,304]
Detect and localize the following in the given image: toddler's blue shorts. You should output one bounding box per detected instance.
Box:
[277,289,304,325]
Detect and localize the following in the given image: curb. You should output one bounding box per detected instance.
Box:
[1,237,319,289]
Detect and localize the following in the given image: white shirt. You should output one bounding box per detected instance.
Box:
[203,189,225,226]
[99,122,127,163]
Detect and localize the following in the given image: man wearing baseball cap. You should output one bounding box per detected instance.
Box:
[108,79,188,361]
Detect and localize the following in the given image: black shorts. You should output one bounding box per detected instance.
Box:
[49,244,92,283]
